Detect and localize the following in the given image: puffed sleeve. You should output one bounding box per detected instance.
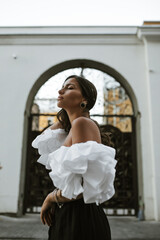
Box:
[47,141,117,204]
[31,128,67,168]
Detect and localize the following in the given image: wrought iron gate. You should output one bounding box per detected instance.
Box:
[23,114,138,216]
[100,116,138,216]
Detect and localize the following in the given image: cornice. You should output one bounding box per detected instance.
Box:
[137,25,160,41]
[0,35,142,45]
[0,26,138,35]
[0,26,142,45]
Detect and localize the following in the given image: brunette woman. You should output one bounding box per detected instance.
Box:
[32,75,117,240]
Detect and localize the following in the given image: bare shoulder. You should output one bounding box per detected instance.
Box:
[72,117,101,144]
[72,116,90,126]
[72,117,97,129]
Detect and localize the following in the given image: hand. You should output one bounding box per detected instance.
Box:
[40,192,55,226]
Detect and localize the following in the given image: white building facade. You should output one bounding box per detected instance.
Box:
[0,26,160,220]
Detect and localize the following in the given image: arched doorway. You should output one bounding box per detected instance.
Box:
[19,59,139,216]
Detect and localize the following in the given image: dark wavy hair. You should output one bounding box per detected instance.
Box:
[57,75,112,146]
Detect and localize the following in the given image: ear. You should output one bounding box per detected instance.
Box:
[82,97,87,105]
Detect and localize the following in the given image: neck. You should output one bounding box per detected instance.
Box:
[66,109,89,125]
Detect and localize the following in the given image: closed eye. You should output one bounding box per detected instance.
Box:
[63,83,75,90]
[68,87,74,89]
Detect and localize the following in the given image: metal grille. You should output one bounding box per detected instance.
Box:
[100,118,138,216]
[23,114,138,216]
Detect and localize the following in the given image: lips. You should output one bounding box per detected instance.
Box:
[57,96,64,100]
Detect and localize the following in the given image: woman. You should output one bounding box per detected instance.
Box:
[32,75,117,240]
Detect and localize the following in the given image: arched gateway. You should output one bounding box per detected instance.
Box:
[20,59,139,216]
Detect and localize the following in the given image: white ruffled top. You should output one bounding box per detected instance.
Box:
[32,128,117,205]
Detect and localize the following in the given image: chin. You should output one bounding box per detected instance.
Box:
[57,103,61,108]
[57,101,64,108]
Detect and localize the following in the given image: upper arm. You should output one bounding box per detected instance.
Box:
[50,121,62,130]
[72,117,101,144]
[41,122,62,134]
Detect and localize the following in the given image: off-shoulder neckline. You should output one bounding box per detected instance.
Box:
[46,128,66,133]
[62,140,115,151]
[45,129,114,151]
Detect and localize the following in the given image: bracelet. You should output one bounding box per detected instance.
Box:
[52,189,57,200]
[53,188,64,209]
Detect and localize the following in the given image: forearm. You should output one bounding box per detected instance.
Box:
[47,189,82,206]
[55,189,83,203]
[40,188,82,226]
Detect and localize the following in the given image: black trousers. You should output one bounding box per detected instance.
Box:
[48,198,111,240]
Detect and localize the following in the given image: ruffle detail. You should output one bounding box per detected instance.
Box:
[47,141,117,204]
[31,128,67,167]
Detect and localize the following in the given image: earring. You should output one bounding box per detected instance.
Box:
[80,102,86,109]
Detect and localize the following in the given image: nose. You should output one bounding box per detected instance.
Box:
[58,88,64,95]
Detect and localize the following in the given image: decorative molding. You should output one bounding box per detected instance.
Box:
[137,26,160,41]
[0,26,138,35]
[0,26,142,45]
[0,35,142,45]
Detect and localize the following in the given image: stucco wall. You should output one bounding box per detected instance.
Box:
[143,38,160,220]
[0,26,159,220]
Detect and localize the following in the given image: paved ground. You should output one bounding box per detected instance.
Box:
[0,214,160,240]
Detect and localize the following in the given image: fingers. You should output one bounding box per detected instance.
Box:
[41,210,53,226]
[40,209,47,225]
[40,198,55,226]
[45,212,52,226]
[40,212,45,225]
